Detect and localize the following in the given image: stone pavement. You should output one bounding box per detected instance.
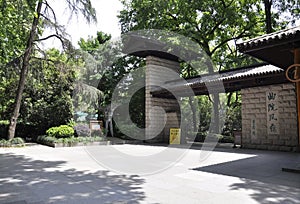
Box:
[0,144,299,204]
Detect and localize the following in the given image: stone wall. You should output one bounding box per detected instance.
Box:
[145,56,181,143]
[241,83,298,151]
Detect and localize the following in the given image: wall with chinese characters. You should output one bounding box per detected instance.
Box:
[241,83,298,151]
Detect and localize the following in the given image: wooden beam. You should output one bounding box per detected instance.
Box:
[294,48,300,146]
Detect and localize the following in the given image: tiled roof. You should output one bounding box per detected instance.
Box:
[164,64,283,88]
[237,26,300,51]
[151,64,286,97]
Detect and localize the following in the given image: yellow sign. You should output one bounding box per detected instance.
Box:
[169,128,181,144]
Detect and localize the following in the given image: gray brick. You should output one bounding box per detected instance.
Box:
[268,145,280,151]
[241,83,297,151]
[279,146,293,151]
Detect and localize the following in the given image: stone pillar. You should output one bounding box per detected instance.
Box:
[145,56,181,143]
[293,48,300,146]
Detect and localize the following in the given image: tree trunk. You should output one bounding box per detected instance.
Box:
[264,0,273,33]
[227,92,233,107]
[7,2,43,139]
[204,55,220,134]
[186,65,198,132]
[188,96,198,132]
[212,93,220,133]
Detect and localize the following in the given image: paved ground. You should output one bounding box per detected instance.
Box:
[0,144,300,204]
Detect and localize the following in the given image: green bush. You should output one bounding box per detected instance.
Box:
[0,120,45,140]
[10,137,25,145]
[192,133,234,143]
[220,136,234,143]
[36,135,103,147]
[36,135,57,144]
[0,137,25,147]
[213,134,234,143]
[0,139,10,147]
[46,125,74,138]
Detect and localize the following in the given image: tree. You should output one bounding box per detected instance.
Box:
[119,0,264,133]
[21,49,76,135]
[75,32,112,120]
[77,32,146,131]
[6,0,97,139]
[0,0,34,120]
[0,0,33,64]
[263,0,300,33]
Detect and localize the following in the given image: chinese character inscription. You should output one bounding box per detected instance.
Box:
[266,91,279,134]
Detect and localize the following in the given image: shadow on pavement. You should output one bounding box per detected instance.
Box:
[0,153,145,204]
[192,151,300,203]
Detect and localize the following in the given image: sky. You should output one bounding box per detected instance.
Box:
[42,0,123,49]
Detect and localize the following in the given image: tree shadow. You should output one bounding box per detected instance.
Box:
[0,153,145,204]
[192,151,300,203]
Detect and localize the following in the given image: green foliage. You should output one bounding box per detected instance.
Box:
[198,96,212,133]
[91,129,102,137]
[270,0,300,27]
[118,0,266,137]
[0,0,34,120]
[0,121,44,139]
[10,137,25,145]
[1,0,98,139]
[0,121,8,139]
[222,92,242,136]
[46,125,75,138]
[0,0,34,64]
[1,48,76,137]
[36,135,103,147]
[76,31,146,134]
[16,49,76,135]
[0,120,9,125]
[0,137,25,147]
[129,88,145,129]
[67,119,76,128]
[36,135,57,144]
[193,133,234,143]
[218,135,234,143]
[78,31,111,53]
[0,139,10,147]
[119,0,266,70]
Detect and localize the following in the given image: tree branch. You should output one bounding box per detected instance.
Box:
[207,94,214,103]
[208,18,226,36]
[211,29,252,55]
[43,0,57,24]
[31,56,60,64]
[35,34,65,46]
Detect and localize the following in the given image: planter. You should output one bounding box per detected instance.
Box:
[40,140,110,148]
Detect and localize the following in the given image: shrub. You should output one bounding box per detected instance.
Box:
[36,135,103,147]
[46,125,74,138]
[219,135,234,143]
[0,137,25,147]
[0,139,10,147]
[91,129,103,137]
[0,121,46,140]
[195,132,206,142]
[74,124,91,137]
[36,135,57,144]
[10,137,25,146]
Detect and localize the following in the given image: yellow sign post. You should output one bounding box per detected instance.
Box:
[169,128,181,144]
